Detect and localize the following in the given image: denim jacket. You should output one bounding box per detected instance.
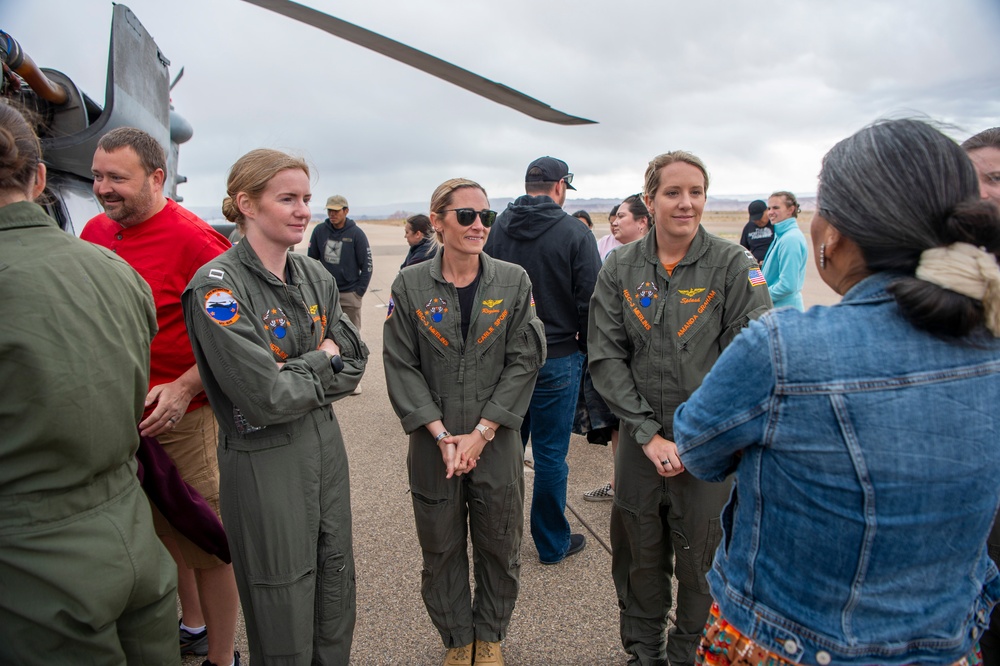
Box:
[674,272,1000,665]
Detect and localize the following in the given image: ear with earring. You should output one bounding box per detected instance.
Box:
[819,243,827,270]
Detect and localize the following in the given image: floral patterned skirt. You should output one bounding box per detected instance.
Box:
[696,603,982,666]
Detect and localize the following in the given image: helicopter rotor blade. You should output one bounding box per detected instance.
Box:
[169,66,185,91]
[238,0,597,126]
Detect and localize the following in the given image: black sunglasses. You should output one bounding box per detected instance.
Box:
[442,208,497,228]
[563,173,574,185]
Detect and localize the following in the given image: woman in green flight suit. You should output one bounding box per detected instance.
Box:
[183,149,367,665]
[384,178,546,666]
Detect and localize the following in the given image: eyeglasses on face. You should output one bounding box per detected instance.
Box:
[441,208,497,228]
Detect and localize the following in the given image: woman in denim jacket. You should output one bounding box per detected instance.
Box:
[675,119,1000,666]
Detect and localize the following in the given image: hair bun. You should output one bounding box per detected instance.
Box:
[221,196,241,222]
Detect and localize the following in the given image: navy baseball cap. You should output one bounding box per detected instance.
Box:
[525,156,576,190]
[748,199,767,221]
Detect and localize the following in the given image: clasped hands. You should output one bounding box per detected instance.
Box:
[439,431,488,479]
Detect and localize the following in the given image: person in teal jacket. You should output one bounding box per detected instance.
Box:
[760,191,808,310]
[384,178,545,666]
[184,149,367,665]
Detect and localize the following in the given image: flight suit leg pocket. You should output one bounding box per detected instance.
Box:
[410,489,460,554]
[468,480,518,554]
[315,532,355,649]
[671,517,721,596]
[248,567,315,658]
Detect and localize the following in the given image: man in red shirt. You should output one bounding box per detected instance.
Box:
[82,127,239,666]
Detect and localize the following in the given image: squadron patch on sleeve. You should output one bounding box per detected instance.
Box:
[205,288,240,326]
[386,296,395,319]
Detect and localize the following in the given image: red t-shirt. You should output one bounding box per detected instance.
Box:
[81,199,230,413]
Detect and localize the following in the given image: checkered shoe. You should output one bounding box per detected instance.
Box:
[583,483,614,502]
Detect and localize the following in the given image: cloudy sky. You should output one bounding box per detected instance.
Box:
[9,0,1000,212]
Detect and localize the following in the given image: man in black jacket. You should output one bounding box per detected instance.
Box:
[484,156,601,564]
[308,195,373,331]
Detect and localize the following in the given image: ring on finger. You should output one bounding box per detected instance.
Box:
[661,459,671,467]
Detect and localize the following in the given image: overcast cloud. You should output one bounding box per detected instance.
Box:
[9,0,1000,212]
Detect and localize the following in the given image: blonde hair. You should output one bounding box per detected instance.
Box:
[429,178,488,242]
[223,149,310,229]
[643,151,710,201]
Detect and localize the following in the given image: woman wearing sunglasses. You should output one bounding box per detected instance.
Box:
[384,178,546,666]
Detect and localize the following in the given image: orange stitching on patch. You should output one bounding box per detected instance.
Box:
[622,288,651,331]
[415,308,450,347]
[477,309,509,345]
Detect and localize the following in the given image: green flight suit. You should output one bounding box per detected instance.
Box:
[588,227,772,666]
[0,202,178,665]
[183,239,368,666]
[383,251,545,648]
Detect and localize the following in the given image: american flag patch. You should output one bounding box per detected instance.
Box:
[748,269,767,287]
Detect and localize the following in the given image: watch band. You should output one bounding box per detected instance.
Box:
[435,430,451,443]
[329,353,344,374]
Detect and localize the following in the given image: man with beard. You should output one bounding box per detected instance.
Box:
[82,127,239,666]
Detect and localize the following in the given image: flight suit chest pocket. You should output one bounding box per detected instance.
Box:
[675,288,722,349]
[474,310,510,399]
[259,305,296,361]
[620,279,657,351]
[413,307,452,360]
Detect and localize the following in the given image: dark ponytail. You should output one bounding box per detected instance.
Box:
[818,119,999,339]
[887,201,1000,337]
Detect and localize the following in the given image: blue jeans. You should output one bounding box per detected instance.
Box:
[521,351,585,563]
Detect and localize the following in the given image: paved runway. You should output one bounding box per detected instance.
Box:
[183,218,837,665]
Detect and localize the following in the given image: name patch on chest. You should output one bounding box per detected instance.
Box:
[676,290,717,337]
[476,309,509,345]
[416,307,450,347]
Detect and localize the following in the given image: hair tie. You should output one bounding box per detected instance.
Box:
[915,242,1000,336]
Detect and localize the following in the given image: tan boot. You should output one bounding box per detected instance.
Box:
[474,640,504,665]
[443,642,473,666]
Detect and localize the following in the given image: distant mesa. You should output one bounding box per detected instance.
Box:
[187,194,815,222]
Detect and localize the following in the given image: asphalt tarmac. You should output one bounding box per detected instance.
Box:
[182,219,837,665]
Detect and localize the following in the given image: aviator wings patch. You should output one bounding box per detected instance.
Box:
[482,299,504,308]
[677,288,706,298]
